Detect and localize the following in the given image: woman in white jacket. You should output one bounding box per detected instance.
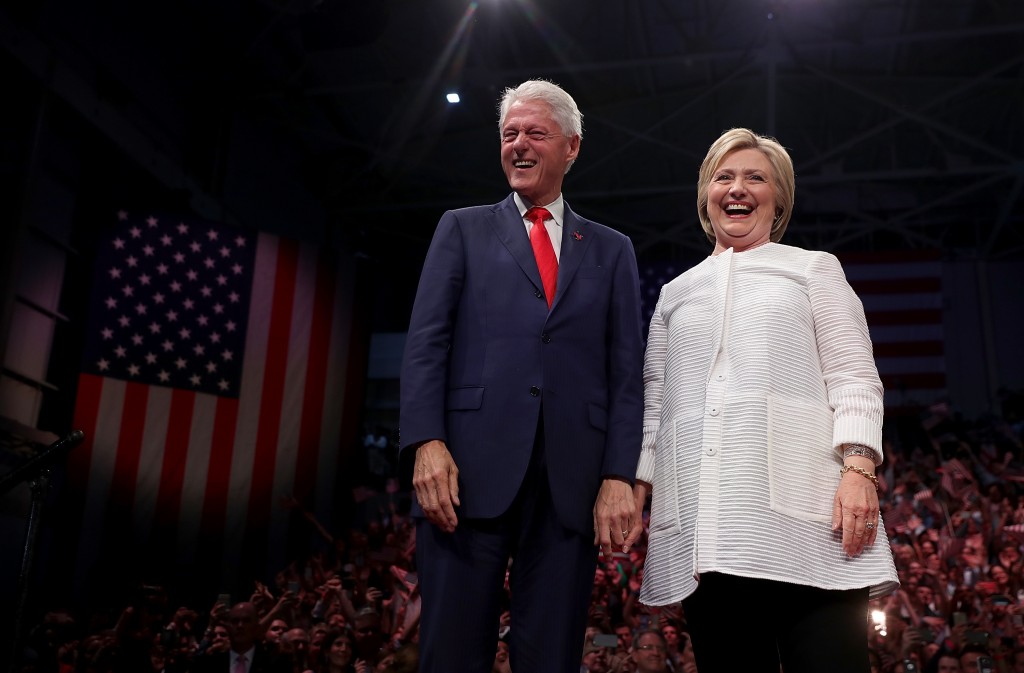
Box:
[630,128,898,673]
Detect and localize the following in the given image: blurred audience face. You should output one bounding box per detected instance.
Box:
[999,545,1020,568]
[308,623,329,660]
[615,624,633,652]
[632,632,668,673]
[938,654,962,673]
[280,627,310,660]
[961,651,982,672]
[327,633,354,669]
[265,619,288,643]
[1012,649,1024,673]
[582,647,607,673]
[209,625,230,653]
[375,652,395,672]
[354,611,383,657]
[660,624,679,649]
[226,603,261,653]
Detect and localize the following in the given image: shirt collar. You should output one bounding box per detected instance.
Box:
[232,647,255,667]
[514,193,564,227]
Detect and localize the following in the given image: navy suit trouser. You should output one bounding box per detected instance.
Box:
[416,417,598,673]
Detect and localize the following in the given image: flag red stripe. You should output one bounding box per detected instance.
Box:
[154,388,196,529]
[69,373,104,492]
[247,238,299,528]
[865,309,942,326]
[111,382,150,507]
[201,397,240,537]
[294,253,335,504]
[880,372,947,389]
[849,277,941,294]
[839,250,941,263]
[874,341,944,357]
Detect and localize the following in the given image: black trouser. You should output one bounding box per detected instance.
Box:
[682,572,870,673]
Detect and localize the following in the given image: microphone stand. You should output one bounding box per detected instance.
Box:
[1,429,84,673]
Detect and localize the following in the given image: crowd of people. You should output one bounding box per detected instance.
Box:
[13,394,1024,673]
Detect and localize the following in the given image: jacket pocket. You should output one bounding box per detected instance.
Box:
[648,418,683,538]
[446,386,484,410]
[588,403,607,431]
[766,396,839,522]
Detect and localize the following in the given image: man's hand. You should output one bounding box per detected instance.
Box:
[412,440,460,532]
[593,478,637,557]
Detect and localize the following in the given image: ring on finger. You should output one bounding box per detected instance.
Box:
[865,522,875,530]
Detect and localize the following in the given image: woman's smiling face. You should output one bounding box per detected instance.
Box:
[705,148,777,253]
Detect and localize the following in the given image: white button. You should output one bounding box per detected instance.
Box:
[707,447,716,455]
[715,374,725,381]
[708,407,719,416]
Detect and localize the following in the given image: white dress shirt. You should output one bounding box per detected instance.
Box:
[514,192,564,261]
[230,648,254,673]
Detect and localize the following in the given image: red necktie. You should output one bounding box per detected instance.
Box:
[233,654,247,673]
[526,207,558,308]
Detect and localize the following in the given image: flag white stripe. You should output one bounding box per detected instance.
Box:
[860,293,942,311]
[869,325,944,342]
[223,233,277,571]
[316,262,355,525]
[177,392,218,564]
[77,379,126,588]
[267,243,318,569]
[875,356,947,374]
[133,385,172,540]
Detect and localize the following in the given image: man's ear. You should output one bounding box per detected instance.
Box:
[566,134,581,164]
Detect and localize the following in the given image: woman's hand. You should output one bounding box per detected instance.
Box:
[630,481,650,543]
[831,455,879,556]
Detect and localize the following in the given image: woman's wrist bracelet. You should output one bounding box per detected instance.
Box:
[840,464,880,491]
[843,444,881,464]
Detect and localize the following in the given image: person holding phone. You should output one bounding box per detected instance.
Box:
[631,128,899,673]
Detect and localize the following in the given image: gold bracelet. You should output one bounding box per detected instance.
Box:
[840,464,880,491]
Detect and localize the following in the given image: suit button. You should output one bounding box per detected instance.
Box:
[542,333,551,343]
[529,386,540,396]
[535,289,544,299]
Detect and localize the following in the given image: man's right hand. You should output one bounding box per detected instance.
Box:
[412,439,461,532]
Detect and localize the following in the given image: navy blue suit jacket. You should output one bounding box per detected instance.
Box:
[400,194,644,535]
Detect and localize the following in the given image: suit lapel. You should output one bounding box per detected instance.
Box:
[552,203,592,310]
[491,194,545,294]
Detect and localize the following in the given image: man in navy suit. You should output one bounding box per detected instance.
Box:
[400,79,644,672]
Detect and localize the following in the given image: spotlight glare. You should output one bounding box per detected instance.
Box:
[446,92,461,104]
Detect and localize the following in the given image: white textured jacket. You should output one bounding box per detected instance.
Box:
[637,243,899,605]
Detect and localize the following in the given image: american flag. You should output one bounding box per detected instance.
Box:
[68,211,361,590]
[837,250,946,411]
[939,456,976,499]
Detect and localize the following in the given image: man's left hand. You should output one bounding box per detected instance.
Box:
[593,478,637,557]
